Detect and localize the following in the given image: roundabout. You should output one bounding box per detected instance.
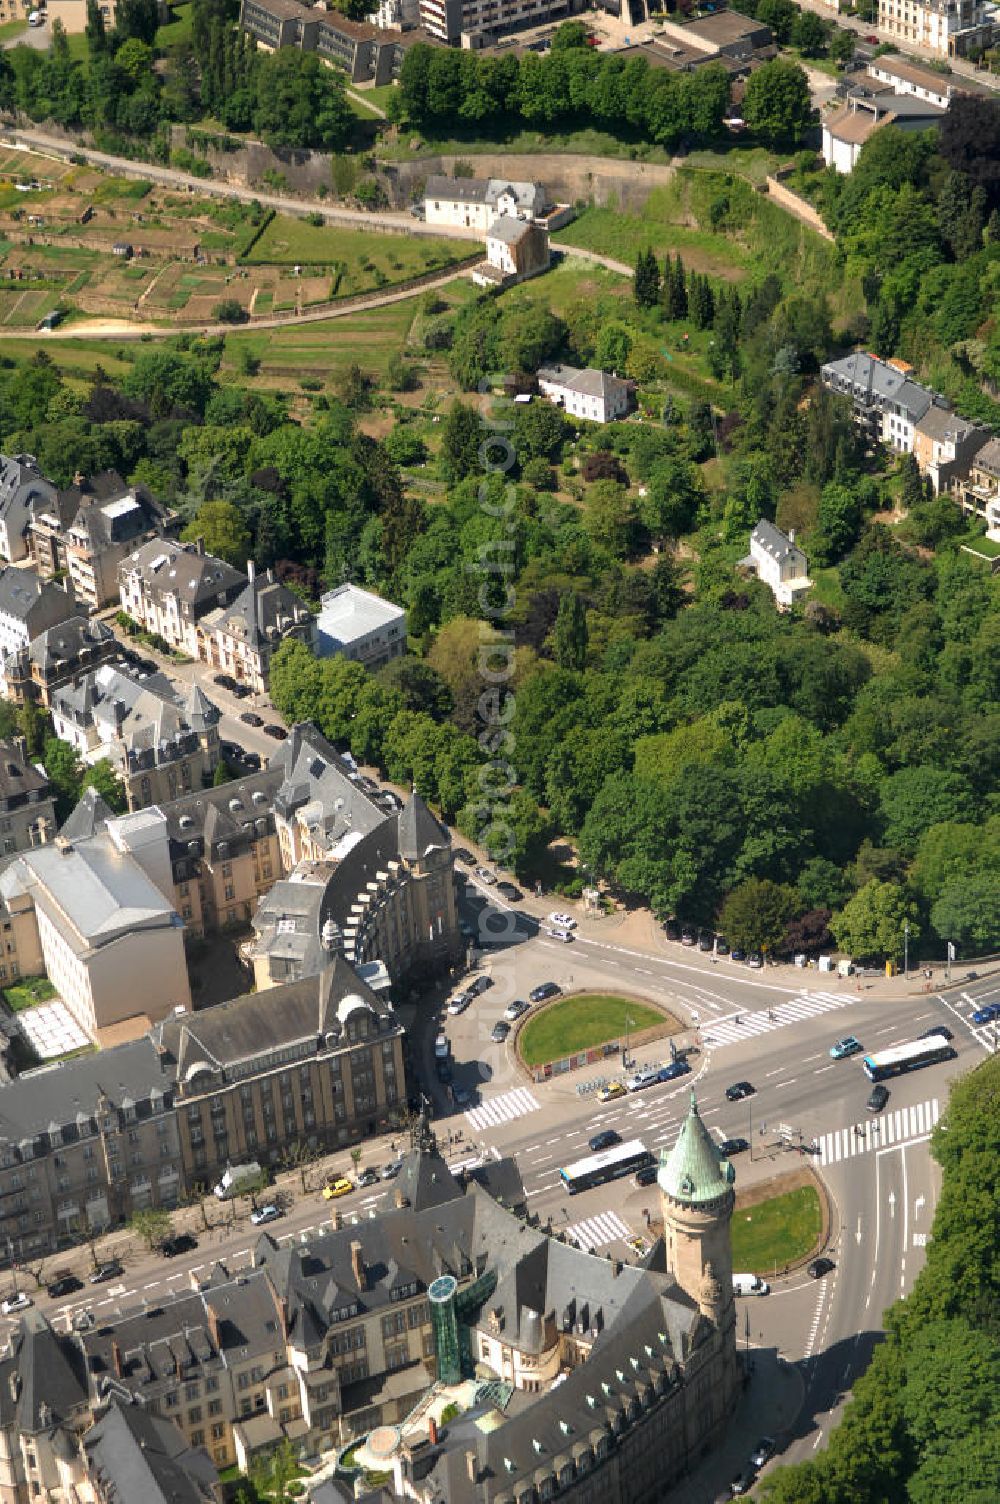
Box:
[516,991,680,1069]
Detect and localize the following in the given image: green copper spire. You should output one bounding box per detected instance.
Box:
[658,1089,736,1204]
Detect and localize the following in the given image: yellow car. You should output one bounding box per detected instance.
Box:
[598,1081,627,1102]
[322,1177,354,1200]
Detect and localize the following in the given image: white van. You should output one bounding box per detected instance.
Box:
[732,1273,770,1297]
[28,10,42,23]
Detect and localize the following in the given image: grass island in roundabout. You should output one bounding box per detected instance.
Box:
[517,992,678,1069]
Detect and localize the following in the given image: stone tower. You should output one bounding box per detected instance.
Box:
[658,1090,737,1335]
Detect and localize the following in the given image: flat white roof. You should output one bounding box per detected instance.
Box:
[316,582,405,648]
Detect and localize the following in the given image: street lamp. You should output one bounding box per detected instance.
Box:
[903,920,910,981]
[624,1015,634,1072]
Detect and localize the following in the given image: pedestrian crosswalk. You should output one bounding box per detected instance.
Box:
[565,1209,631,1252]
[817,1098,939,1166]
[704,990,855,1049]
[464,1086,541,1132]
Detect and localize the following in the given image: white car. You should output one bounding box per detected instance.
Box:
[545,927,574,943]
[250,1203,281,1226]
[1,1292,31,1316]
[474,867,496,884]
[548,912,577,929]
[447,992,472,1015]
[626,1067,660,1093]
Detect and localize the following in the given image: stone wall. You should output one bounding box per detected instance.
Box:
[380,153,677,213]
[763,175,834,242]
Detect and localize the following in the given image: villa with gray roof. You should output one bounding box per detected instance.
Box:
[537,364,632,425]
[118,538,245,660]
[744,521,812,609]
[198,561,316,694]
[0,453,58,564]
[0,613,118,708]
[0,566,78,662]
[957,437,1000,538]
[913,406,991,495]
[472,216,551,290]
[424,176,550,233]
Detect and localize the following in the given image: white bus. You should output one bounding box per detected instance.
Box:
[558,1138,653,1195]
[862,1037,956,1082]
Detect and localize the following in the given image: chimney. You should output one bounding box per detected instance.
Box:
[428,1417,438,1446]
[111,1340,123,1378]
[465,1450,478,1485]
[350,1240,365,1291]
[194,536,206,556]
[788,528,795,544]
[247,559,255,584]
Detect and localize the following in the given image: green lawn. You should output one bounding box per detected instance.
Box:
[0,17,26,40]
[518,994,665,1068]
[243,216,472,289]
[3,977,58,1012]
[380,124,676,164]
[730,1186,823,1275]
[155,0,192,48]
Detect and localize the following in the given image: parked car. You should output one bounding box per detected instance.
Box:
[263,723,288,740]
[663,919,681,941]
[715,937,730,955]
[72,1309,95,1332]
[680,927,697,946]
[866,1084,889,1113]
[504,999,530,1022]
[355,1169,380,1189]
[626,1067,660,1093]
[530,982,561,1003]
[972,1002,1000,1025]
[0,1292,31,1316]
[89,1260,123,1284]
[747,952,763,969]
[548,912,577,930]
[545,927,574,943]
[474,867,496,884]
[730,1468,757,1497]
[807,1257,834,1279]
[46,1274,83,1299]
[213,674,235,689]
[725,1081,755,1102]
[469,975,493,996]
[719,1137,749,1156]
[919,1024,953,1040]
[250,1204,281,1226]
[434,1033,450,1060]
[231,683,252,699]
[160,1233,197,1258]
[829,1035,862,1060]
[497,882,523,900]
[240,711,263,726]
[599,1081,627,1102]
[453,848,474,864]
[588,1130,621,1153]
[635,1163,658,1187]
[381,1160,403,1180]
[447,992,472,1016]
[658,1060,690,1083]
[730,947,747,962]
[697,931,714,952]
[491,1020,511,1043]
[750,1438,776,1469]
[322,1178,354,1200]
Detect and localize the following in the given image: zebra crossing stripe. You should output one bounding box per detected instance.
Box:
[818,1098,939,1165]
[464,1086,541,1131]
[565,1210,631,1251]
[707,990,860,1049]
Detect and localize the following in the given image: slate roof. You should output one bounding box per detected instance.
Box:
[205,569,311,652]
[658,1091,735,1205]
[398,791,449,860]
[973,437,1000,477]
[914,406,983,443]
[120,539,244,608]
[0,1034,167,1148]
[23,614,116,673]
[8,1308,89,1433]
[0,567,74,623]
[487,214,536,246]
[60,785,116,842]
[84,1396,219,1504]
[750,520,804,563]
[0,739,50,804]
[537,364,629,402]
[0,452,57,523]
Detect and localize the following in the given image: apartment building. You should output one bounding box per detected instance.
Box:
[0,615,118,708]
[877,0,995,56]
[0,739,56,857]
[198,563,315,694]
[0,568,78,662]
[82,1398,222,1504]
[911,406,990,494]
[0,455,57,565]
[0,1035,181,1261]
[419,0,582,46]
[537,363,632,424]
[315,583,407,671]
[28,470,177,610]
[239,0,410,82]
[956,437,1000,535]
[163,770,284,936]
[0,825,191,1046]
[51,666,221,812]
[118,539,245,660]
[820,351,950,450]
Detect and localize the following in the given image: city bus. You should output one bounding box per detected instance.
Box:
[861,1037,956,1082]
[558,1139,654,1195]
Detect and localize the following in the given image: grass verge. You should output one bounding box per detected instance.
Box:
[518,993,663,1068]
[730,1185,823,1275]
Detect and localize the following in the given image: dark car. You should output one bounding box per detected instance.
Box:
[491,1020,511,1044]
[697,931,714,952]
[355,1169,380,1189]
[263,724,288,740]
[240,711,263,726]
[719,1137,749,1156]
[919,1024,954,1041]
[750,1438,776,1469]
[213,673,236,689]
[972,1001,1000,1026]
[808,1257,835,1279]
[680,927,697,946]
[435,1058,454,1084]
[725,1081,755,1102]
[46,1274,83,1299]
[867,1084,889,1113]
[161,1233,197,1258]
[231,683,252,699]
[715,937,730,955]
[588,1129,621,1153]
[730,947,747,962]
[89,1260,123,1284]
[496,882,523,901]
[220,740,244,761]
[663,919,681,942]
[730,1469,757,1497]
[453,849,475,864]
[658,1060,691,1083]
[469,975,493,996]
[634,1163,658,1187]
[529,982,561,1003]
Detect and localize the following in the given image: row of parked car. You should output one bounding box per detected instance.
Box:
[663,921,764,967]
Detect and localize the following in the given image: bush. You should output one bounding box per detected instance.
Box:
[212,298,248,324]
